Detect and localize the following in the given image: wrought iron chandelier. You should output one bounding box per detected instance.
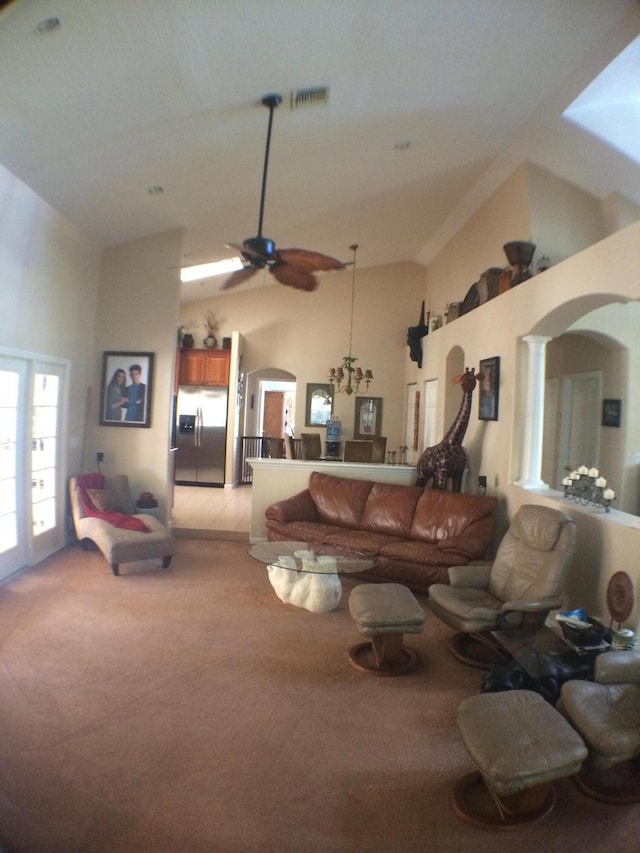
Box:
[327,244,373,396]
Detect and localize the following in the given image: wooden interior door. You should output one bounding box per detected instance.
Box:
[263,391,285,437]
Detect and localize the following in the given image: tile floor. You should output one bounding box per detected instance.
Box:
[170,484,252,540]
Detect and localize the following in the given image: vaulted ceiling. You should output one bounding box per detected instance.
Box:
[1,0,639,302]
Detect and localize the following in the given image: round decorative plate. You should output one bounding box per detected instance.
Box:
[606,571,634,624]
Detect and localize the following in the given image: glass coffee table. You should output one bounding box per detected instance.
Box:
[249,541,372,613]
[489,626,605,702]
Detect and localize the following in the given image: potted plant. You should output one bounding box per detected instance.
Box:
[203,312,218,348]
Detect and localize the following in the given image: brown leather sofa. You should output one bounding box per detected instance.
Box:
[264,472,497,594]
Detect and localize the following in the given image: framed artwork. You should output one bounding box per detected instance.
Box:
[478,356,500,421]
[354,396,382,440]
[305,383,332,426]
[100,351,154,427]
[602,398,621,428]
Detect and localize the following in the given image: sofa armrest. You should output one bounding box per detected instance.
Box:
[265,489,319,524]
[448,563,491,589]
[595,649,640,684]
[436,533,490,560]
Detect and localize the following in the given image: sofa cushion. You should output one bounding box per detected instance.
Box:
[360,482,423,538]
[265,520,344,544]
[370,557,450,592]
[380,540,469,567]
[410,490,497,543]
[323,529,405,558]
[308,472,373,529]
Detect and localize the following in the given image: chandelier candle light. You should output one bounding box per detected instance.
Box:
[562,466,616,511]
[328,244,373,397]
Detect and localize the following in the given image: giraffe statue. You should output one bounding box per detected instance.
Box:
[416,367,482,490]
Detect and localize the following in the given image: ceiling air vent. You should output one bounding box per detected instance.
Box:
[290,86,330,109]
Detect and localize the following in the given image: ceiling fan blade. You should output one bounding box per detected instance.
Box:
[269,263,318,292]
[221,265,259,290]
[277,248,346,274]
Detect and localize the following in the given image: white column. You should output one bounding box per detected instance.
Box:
[516,335,552,489]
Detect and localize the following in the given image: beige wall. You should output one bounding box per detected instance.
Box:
[420,167,640,628]
[84,230,183,522]
[4,153,640,631]
[0,163,101,480]
[180,261,426,450]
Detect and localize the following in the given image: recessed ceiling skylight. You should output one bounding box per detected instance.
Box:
[180,257,244,282]
[563,35,640,166]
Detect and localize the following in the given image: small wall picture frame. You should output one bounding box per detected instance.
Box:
[100,351,154,427]
[478,356,500,421]
[354,396,382,440]
[305,383,333,427]
[602,398,621,428]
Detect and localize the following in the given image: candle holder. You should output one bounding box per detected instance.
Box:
[562,468,615,512]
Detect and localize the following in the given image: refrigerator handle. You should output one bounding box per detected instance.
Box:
[197,406,202,447]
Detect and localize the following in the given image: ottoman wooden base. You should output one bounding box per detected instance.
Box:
[451,771,556,829]
[348,637,420,676]
[348,583,425,677]
[574,761,640,804]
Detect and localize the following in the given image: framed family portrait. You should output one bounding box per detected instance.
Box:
[305,383,333,426]
[100,351,154,428]
[354,396,382,440]
[478,356,500,421]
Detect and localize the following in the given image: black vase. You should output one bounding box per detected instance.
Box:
[182,333,194,348]
[503,241,536,285]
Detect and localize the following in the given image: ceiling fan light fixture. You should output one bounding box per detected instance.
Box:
[180,257,244,282]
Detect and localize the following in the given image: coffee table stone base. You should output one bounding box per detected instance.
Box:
[267,553,342,613]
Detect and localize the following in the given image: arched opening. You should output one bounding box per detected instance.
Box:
[518,297,640,516]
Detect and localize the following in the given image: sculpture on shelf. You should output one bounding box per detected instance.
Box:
[416,367,482,491]
[503,240,536,285]
[407,301,429,368]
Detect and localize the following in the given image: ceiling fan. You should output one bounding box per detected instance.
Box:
[222,93,345,292]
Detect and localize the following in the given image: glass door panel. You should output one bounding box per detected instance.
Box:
[0,362,27,578]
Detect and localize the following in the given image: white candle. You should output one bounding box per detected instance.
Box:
[588,467,599,478]
[595,477,606,488]
[603,488,615,500]
[570,471,580,480]
[578,465,589,475]
[562,477,572,486]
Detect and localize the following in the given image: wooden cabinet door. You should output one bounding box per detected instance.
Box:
[179,349,230,386]
[179,350,206,385]
[203,351,230,386]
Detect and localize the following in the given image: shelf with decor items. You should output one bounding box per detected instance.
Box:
[178,348,230,387]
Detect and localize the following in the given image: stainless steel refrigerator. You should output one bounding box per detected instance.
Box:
[174,386,228,486]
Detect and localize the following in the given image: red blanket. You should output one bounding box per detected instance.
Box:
[76,473,150,532]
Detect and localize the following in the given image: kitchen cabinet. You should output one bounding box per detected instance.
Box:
[178,349,230,387]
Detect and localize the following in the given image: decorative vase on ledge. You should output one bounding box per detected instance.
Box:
[182,333,194,348]
[203,335,217,349]
[503,241,536,286]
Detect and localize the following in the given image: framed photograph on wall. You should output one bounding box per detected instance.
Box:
[478,356,500,421]
[354,396,382,440]
[305,383,332,426]
[602,398,621,428]
[100,351,154,427]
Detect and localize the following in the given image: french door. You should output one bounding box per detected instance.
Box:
[0,354,67,581]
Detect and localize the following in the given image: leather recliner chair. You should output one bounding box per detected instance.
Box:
[428,504,576,667]
[557,649,640,803]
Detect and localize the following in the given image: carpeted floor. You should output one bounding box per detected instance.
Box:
[0,539,637,852]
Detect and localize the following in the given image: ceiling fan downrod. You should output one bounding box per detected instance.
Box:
[256,93,282,240]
